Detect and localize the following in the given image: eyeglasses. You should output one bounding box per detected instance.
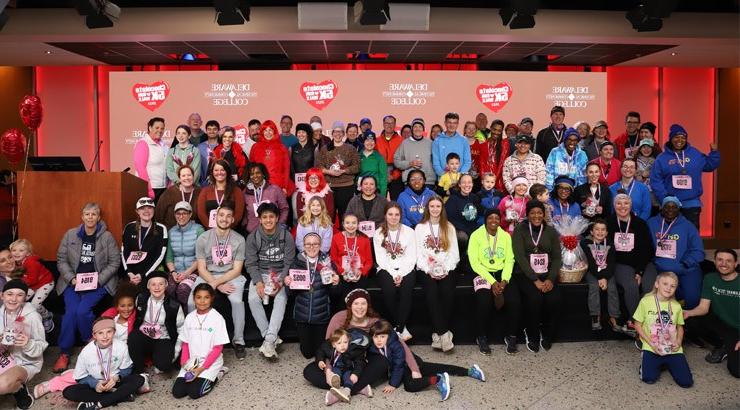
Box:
[409,177,424,182]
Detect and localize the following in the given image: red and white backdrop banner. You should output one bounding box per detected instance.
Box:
[109,70,606,172]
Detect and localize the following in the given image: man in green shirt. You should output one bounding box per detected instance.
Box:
[683,249,739,378]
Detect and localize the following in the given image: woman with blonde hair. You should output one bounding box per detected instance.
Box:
[296,196,334,254]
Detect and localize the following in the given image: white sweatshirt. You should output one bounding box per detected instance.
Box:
[373,224,417,277]
[414,221,460,274]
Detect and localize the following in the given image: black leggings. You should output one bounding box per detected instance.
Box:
[513,274,562,340]
[304,353,389,395]
[417,271,455,334]
[402,353,468,392]
[128,330,176,373]
[172,377,214,399]
[330,276,372,314]
[332,185,356,222]
[474,278,522,338]
[376,270,416,331]
[63,374,144,407]
[296,322,328,359]
[685,312,740,378]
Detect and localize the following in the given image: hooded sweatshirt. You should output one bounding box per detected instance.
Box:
[444,189,483,236]
[650,139,720,208]
[359,149,388,197]
[467,225,515,284]
[432,131,472,176]
[393,136,436,183]
[502,151,547,194]
[250,120,295,196]
[646,214,704,278]
[609,178,651,220]
[397,186,435,228]
[245,225,296,282]
[56,221,121,296]
[0,302,47,380]
[475,137,511,191]
[544,144,588,190]
[166,143,202,185]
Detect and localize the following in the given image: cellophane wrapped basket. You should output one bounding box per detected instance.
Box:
[553,215,590,283]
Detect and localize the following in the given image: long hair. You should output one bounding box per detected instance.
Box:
[490,119,505,164]
[342,304,380,330]
[379,201,403,238]
[298,196,332,228]
[418,195,450,250]
[208,159,236,201]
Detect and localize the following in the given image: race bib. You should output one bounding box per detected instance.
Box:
[557,162,570,175]
[288,269,310,290]
[358,221,375,238]
[75,272,99,291]
[252,201,270,217]
[672,175,692,190]
[208,209,217,228]
[656,239,677,259]
[294,173,306,187]
[614,233,635,252]
[0,348,16,375]
[211,245,233,266]
[126,251,147,265]
[473,276,492,291]
[625,147,637,159]
[530,253,549,274]
[139,322,162,339]
[506,208,519,222]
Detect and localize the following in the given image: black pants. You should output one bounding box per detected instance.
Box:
[685,312,740,378]
[330,276,372,314]
[376,270,416,331]
[63,374,144,407]
[417,271,455,334]
[514,274,562,341]
[304,353,389,394]
[332,185,356,223]
[172,377,214,399]
[681,207,701,231]
[296,322,328,359]
[474,278,522,338]
[455,231,472,273]
[128,329,176,373]
[402,353,468,392]
[153,188,166,204]
[388,179,404,201]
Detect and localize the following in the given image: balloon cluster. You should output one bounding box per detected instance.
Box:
[1,95,42,164]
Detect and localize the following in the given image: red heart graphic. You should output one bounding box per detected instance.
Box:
[299,80,338,110]
[132,81,170,111]
[476,83,513,113]
[233,124,248,145]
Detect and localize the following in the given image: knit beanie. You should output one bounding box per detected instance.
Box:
[3,279,28,294]
[296,123,312,136]
[345,288,370,308]
[668,124,688,140]
[564,127,580,142]
[639,122,656,136]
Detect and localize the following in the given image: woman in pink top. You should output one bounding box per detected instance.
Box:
[134,117,168,201]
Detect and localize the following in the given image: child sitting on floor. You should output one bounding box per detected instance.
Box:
[316,328,368,405]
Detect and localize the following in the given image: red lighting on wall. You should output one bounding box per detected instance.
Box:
[446,53,479,60]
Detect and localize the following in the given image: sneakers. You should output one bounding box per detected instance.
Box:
[400,327,413,342]
[539,333,552,351]
[138,373,151,394]
[440,331,454,352]
[358,384,373,397]
[705,348,728,364]
[217,366,230,382]
[504,336,518,355]
[327,372,341,388]
[325,390,339,406]
[42,317,55,334]
[435,372,450,402]
[259,340,277,358]
[468,364,486,382]
[13,383,34,410]
[591,316,602,331]
[33,381,50,400]
[634,339,643,350]
[234,343,247,360]
[476,336,491,355]
[53,353,70,373]
[523,329,539,353]
[329,387,351,403]
[77,402,101,410]
[431,333,442,350]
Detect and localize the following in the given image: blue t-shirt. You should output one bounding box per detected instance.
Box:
[281,134,298,149]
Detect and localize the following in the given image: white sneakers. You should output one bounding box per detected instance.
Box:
[440,331,455,352]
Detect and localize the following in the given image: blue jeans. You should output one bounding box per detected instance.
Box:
[640,351,693,388]
[58,286,108,354]
[329,365,355,388]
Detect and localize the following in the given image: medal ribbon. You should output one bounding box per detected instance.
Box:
[528,222,544,249]
[96,344,113,382]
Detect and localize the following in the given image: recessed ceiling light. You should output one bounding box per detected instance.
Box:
[45,50,52,55]
[671,52,677,56]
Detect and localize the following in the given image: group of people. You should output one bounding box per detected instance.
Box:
[0,107,735,410]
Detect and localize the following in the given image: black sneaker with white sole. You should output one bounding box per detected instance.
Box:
[14,383,34,410]
[234,343,247,360]
[504,336,518,355]
[705,348,728,364]
[539,334,552,351]
[476,336,491,355]
[523,329,539,353]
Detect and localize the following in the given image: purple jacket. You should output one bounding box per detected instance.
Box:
[243,182,289,233]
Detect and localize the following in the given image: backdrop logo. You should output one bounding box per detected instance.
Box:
[382,82,435,106]
[545,86,595,108]
[204,83,257,106]
[132,81,170,111]
[233,124,248,145]
[300,80,338,110]
[476,83,512,113]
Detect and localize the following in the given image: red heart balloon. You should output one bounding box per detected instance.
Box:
[1,129,27,164]
[19,95,43,131]
[476,83,513,113]
[299,80,338,110]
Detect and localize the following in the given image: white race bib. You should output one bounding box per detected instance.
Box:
[473,276,492,291]
[656,239,677,259]
[530,253,549,274]
[358,221,375,238]
[288,269,311,290]
[211,245,233,266]
[208,209,217,228]
[75,272,99,291]
[0,348,16,375]
[294,173,306,188]
[672,175,692,190]
[614,233,635,252]
[125,251,147,265]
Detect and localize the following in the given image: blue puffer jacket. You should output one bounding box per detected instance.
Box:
[290,251,337,325]
[368,330,406,388]
[167,221,204,272]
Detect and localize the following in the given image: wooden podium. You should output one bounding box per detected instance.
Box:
[17,172,148,261]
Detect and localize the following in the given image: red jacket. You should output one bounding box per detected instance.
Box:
[20,255,54,290]
[250,120,295,195]
[612,132,639,161]
[330,232,373,277]
[589,157,622,186]
[102,307,136,334]
[475,137,511,191]
[213,142,248,179]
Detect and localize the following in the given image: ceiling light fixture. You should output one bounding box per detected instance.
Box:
[499,0,537,30]
[214,0,251,26]
[76,0,121,29]
[355,0,390,25]
[626,0,677,32]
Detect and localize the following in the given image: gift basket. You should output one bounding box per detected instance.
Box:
[552,215,590,283]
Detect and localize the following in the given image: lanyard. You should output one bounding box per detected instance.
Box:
[658,218,676,242]
[654,294,673,332]
[486,229,499,261]
[528,223,544,251]
[95,344,113,381]
[137,224,151,251]
[214,189,225,208]
[214,230,232,260]
[589,184,601,202]
[3,308,20,328]
[195,311,210,330]
[617,216,631,234]
[552,125,564,144]
[558,201,570,217]
[411,193,427,209]
[510,195,525,218]
[388,228,401,255]
[148,298,163,325]
[180,187,194,203]
[332,351,341,367]
[253,182,265,204]
[674,150,687,169]
[620,178,635,196]
[429,222,441,251]
[599,157,612,178]
[343,232,358,257]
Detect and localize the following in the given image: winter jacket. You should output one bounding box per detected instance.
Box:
[573,183,613,221]
[56,221,121,296]
[213,142,248,180]
[589,157,622,186]
[316,330,367,377]
[166,143,201,185]
[245,226,296,282]
[478,188,505,213]
[154,185,201,229]
[243,182,289,233]
[445,189,483,236]
[373,224,416,277]
[535,124,567,161]
[316,143,361,189]
[647,215,704,279]
[512,222,562,282]
[290,252,336,324]
[650,143,720,208]
[612,131,640,161]
[359,150,388,197]
[548,198,582,223]
[393,136,436,183]
[432,132,472,176]
[467,225,515,283]
[581,137,610,161]
[498,194,528,234]
[397,186,436,228]
[475,137,511,191]
[609,179,651,220]
[376,132,403,181]
[502,151,547,194]
[121,221,168,279]
[290,140,317,178]
[250,122,295,196]
[0,302,47,379]
[607,214,653,273]
[544,145,588,190]
[330,232,373,277]
[414,222,460,274]
[165,221,205,272]
[581,238,616,280]
[367,330,406,387]
[19,255,53,291]
[196,185,245,229]
[345,194,388,227]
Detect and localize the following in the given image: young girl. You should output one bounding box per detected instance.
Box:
[633,271,693,388]
[373,202,417,341]
[33,283,141,399]
[296,196,334,254]
[172,283,230,400]
[296,168,335,221]
[498,176,529,234]
[414,196,459,352]
[9,239,55,333]
[62,317,145,409]
[330,213,373,308]
[316,329,367,405]
[166,124,202,185]
[580,218,618,331]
